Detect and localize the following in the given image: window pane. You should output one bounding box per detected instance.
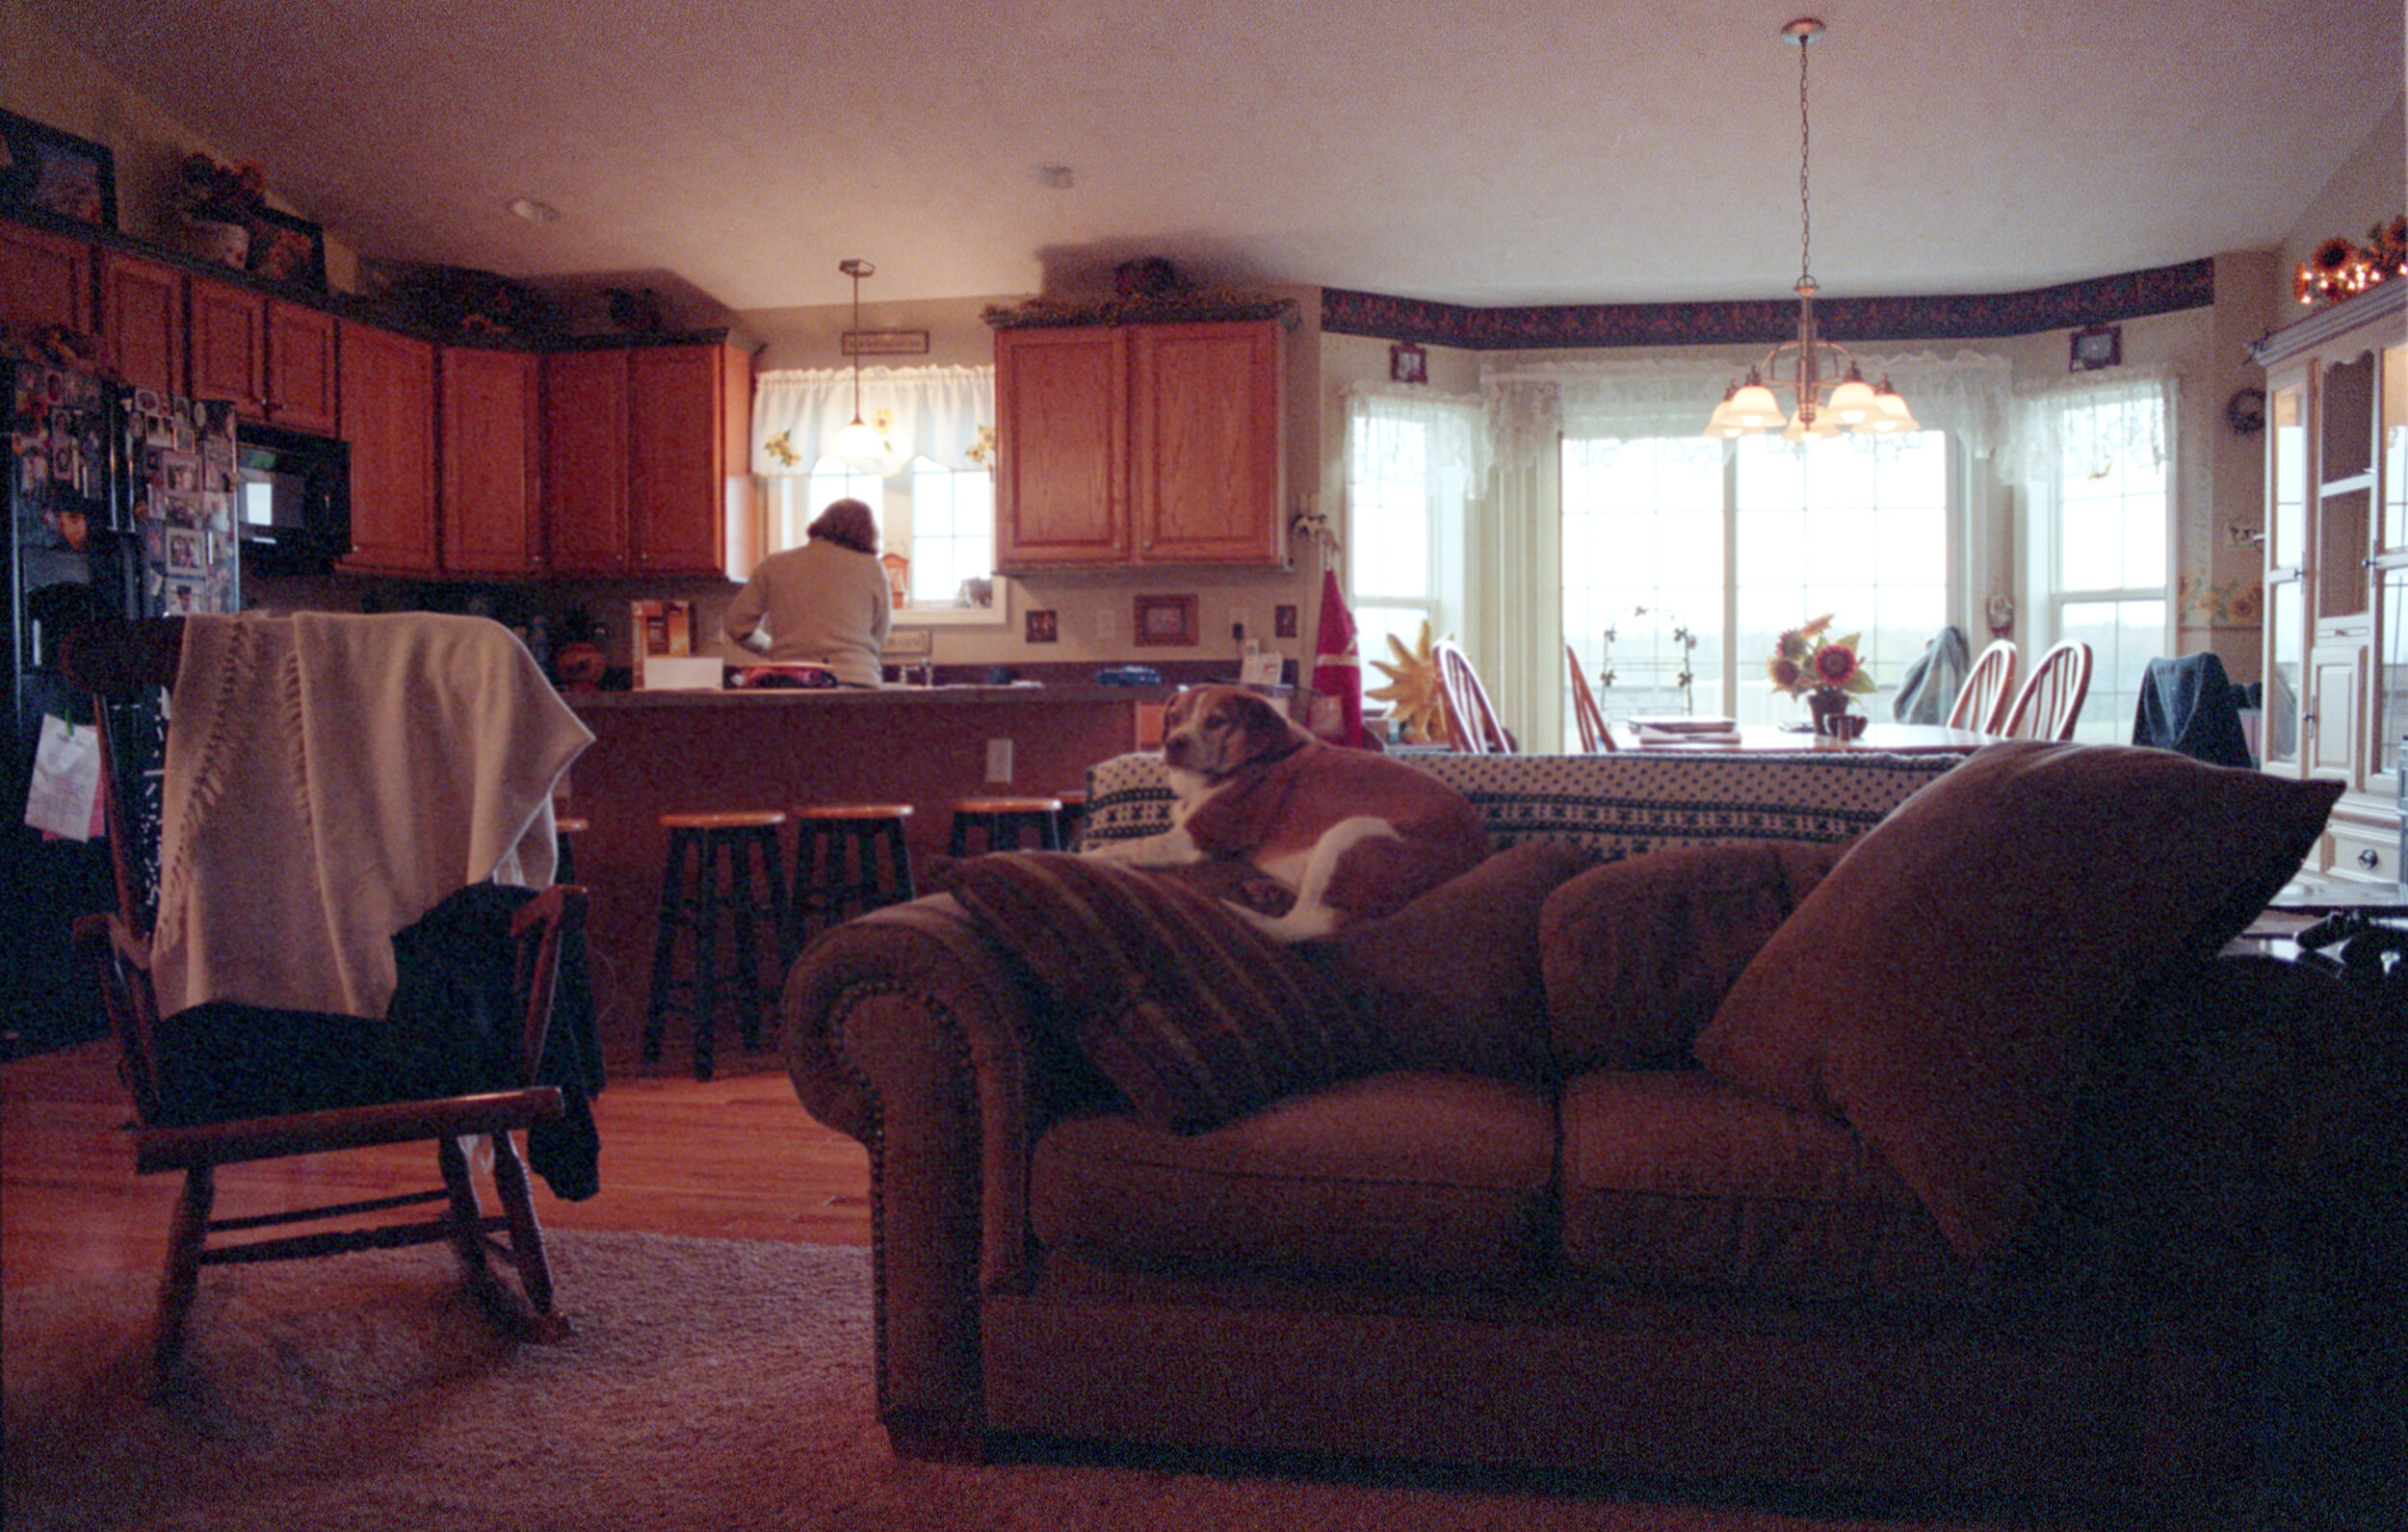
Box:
[1563,438,1729,721]
[2059,598,2164,744]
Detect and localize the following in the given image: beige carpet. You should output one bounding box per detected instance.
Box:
[3,1232,2059,1532]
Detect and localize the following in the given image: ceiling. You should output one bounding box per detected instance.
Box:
[22,0,2407,315]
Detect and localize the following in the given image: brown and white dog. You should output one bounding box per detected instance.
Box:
[1085,685,1490,941]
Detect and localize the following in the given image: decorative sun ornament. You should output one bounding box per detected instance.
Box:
[1366,620,1449,743]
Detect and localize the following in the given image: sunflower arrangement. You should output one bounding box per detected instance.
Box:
[1765,614,1877,700]
[2293,216,2408,306]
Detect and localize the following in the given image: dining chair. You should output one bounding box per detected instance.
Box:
[64,616,589,1381]
[1564,643,1616,752]
[2001,639,2093,741]
[1948,639,2019,736]
[1430,638,1513,753]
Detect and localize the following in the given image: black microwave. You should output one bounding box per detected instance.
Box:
[235,424,352,575]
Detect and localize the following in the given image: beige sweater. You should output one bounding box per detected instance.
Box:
[151,612,592,1021]
[721,539,892,687]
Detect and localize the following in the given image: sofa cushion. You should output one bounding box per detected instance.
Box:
[1303,839,1600,1078]
[1030,1071,1558,1285]
[1692,740,2341,1264]
[1557,1069,1966,1298]
[1541,841,1849,1072]
[949,852,1386,1132]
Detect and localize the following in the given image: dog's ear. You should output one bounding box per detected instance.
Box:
[1230,691,1304,761]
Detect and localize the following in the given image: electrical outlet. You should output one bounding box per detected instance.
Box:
[985,738,1013,784]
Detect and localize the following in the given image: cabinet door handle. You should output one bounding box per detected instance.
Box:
[2360,847,2383,870]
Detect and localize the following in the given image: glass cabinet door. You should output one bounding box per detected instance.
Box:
[2264,575,2302,772]
[2270,382,2308,570]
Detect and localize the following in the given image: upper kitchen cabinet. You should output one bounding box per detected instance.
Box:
[338,319,438,574]
[441,345,542,576]
[0,221,92,333]
[98,251,184,398]
[544,338,755,578]
[189,275,341,435]
[994,319,1285,571]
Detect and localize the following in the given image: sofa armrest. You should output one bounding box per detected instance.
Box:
[782,892,1082,1453]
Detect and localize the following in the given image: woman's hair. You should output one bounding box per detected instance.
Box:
[808,498,879,555]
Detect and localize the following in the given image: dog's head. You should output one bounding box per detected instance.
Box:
[1159,686,1311,780]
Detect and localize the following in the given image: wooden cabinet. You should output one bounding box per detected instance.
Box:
[2255,280,2408,885]
[338,319,438,574]
[541,349,632,575]
[189,279,339,433]
[188,275,266,413]
[0,221,92,332]
[994,319,1284,571]
[543,339,753,578]
[98,252,184,397]
[265,303,339,433]
[441,346,542,575]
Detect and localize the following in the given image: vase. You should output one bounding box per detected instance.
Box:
[1806,686,1853,737]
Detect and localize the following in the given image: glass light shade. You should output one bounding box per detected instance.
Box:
[1728,382,1784,429]
[833,416,883,463]
[1827,375,1878,424]
[1871,385,1918,432]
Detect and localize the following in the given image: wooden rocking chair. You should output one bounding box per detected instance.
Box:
[65,617,588,1379]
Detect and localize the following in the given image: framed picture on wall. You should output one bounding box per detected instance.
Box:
[1134,593,1198,647]
[0,109,118,229]
[247,206,327,292]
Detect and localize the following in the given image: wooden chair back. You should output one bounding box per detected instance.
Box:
[60,616,588,1380]
[2001,639,2094,741]
[1564,643,1617,752]
[1948,639,2019,736]
[1430,638,1513,754]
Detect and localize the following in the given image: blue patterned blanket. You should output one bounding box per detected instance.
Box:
[1079,748,1968,861]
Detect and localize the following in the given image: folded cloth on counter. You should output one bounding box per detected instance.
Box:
[151,612,593,1022]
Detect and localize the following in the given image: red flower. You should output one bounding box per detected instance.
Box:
[1811,642,1861,688]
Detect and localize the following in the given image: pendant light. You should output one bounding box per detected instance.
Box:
[1704,19,1915,440]
[833,258,883,464]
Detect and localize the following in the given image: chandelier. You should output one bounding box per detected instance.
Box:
[833,258,883,463]
[1705,18,1916,441]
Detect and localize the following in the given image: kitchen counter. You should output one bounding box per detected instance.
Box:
[558,682,1154,1066]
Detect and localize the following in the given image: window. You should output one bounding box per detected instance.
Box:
[2020,377,2174,742]
[1344,388,1485,686]
[752,366,999,625]
[1561,431,1952,737]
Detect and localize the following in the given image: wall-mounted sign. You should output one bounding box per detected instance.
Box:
[843,329,931,356]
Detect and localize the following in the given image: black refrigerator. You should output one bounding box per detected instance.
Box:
[3,359,241,1052]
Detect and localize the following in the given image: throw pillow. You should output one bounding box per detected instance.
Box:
[949,852,1386,1132]
[1692,740,2340,1264]
[1304,839,1600,1078]
[1541,840,1850,1072]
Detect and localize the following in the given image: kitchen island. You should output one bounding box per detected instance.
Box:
[558,683,1157,1067]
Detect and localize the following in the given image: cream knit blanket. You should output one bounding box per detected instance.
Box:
[151,612,594,1021]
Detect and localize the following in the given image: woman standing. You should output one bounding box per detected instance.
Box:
[721,498,892,687]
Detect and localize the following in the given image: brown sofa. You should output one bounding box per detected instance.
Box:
[784,740,2400,1520]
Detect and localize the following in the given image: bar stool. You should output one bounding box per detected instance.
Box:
[552,815,589,884]
[1053,790,1088,850]
[787,802,917,957]
[948,794,1065,856]
[645,809,789,1080]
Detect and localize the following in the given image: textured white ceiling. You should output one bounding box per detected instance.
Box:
[22,0,2406,312]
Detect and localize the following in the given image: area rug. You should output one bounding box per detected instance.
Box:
[4,1231,2055,1532]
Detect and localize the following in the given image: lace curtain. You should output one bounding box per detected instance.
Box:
[2005,364,2181,486]
[750,365,994,478]
[1481,350,2015,466]
[1341,382,1491,507]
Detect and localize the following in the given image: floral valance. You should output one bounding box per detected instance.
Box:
[750,365,995,478]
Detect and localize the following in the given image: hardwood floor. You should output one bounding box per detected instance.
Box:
[1,1039,871,1293]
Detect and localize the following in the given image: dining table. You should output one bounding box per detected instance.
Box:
[1609,721,2001,754]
